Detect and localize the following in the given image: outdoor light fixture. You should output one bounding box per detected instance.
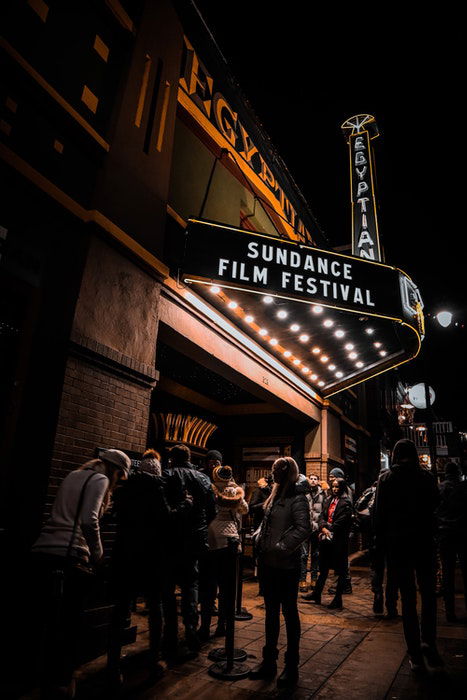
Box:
[245,315,254,323]
[259,328,268,336]
[311,374,318,380]
[345,343,354,351]
[299,334,309,342]
[436,311,453,327]
[320,355,329,363]
[277,310,288,319]
[335,371,344,378]
[323,319,334,328]
[284,350,292,357]
[228,301,238,309]
[335,330,345,338]
[365,328,374,335]
[356,361,364,368]
[263,296,273,304]
[312,347,321,354]
[302,367,310,373]
[318,380,325,387]
[329,364,336,370]
[312,305,323,314]
[379,350,387,357]
[290,323,300,332]
[374,341,382,348]
[269,338,278,345]
[349,352,358,359]
[293,358,301,365]
[210,285,221,294]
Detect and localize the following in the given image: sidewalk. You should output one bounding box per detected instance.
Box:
[22,565,467,699]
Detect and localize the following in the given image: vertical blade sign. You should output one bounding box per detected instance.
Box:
[350,129,381,261]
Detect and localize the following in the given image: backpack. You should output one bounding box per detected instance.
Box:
[354,486,376,533]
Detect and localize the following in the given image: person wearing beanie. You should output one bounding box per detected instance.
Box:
[374,439,442,673]
[198,466,248,640]
[437,461,467,622]
[201,449,223,480]
[32,449,130,697]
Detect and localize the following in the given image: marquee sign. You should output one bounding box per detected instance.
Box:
[183,219,422,331]
[341,115,382,261]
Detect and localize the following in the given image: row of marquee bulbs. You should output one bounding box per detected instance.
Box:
[209,286,388,386]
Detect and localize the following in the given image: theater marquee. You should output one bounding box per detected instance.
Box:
[181,219,424,397]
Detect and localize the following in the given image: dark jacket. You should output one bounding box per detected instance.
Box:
[437,476,467,536]
[374,463,439,548]
[249,485,272,530]
[258,474,312,569]
[318,494,353,567]
[163,461,216,555]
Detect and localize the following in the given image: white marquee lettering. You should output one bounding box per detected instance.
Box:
[365,289,375,306]
[360,248,376,260]
[357,197,369,212]
[320,280,330,296]
[306,277,317,294]
[247,241,259,258]
[239,263,249,281]
[317,258,328,275]
[354,136,365,151]
[290,251,301,268]
[303,254,315,271]
[218,258,229,275]
[356,166,367,180]
[358,230,375,247]
[353,287,364,304]
[343,263,352,280]
[253,266,268,284]
[330,261,341,277]
[294,274,304,291]
[281,271,291,287]
[340,284,350,300]
[357,181,369,197]
[355,151,367,166]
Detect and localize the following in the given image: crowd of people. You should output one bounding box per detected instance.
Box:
[31,439,467,697]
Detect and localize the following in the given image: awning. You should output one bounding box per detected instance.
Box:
[179,219,424,397]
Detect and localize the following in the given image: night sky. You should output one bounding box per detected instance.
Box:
[193,2,467,428]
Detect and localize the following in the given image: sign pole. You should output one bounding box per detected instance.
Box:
[424,381,438,481]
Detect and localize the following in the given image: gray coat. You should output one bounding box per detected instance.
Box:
[309,485,325,532]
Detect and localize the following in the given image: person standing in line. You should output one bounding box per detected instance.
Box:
[328,467,353,595]
[374,439,442,673]
[302,477,353,610]
[436,461,467,622]
[106,449,193,685]
[162,444,216,659]
[32,449,131,699]
[249,457,311,688]
[197,449,222,619]
[300,474,324,592]
[198,465,248,640]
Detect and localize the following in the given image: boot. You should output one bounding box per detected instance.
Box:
[197,624,211,642]
[299,580,308,593]
[185,625,201,652]
[213,621,226,637]
[249,648,278,680]
[277,666,299,688]
[301,590,321,604]
[327,595,343,610]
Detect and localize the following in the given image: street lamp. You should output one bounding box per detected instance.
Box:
[436,311,453,328]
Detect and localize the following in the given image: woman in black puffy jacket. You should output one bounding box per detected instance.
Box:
[249,457,312,688]
[303,477,352,610]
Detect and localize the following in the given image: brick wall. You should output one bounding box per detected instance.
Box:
[46,352,154,515]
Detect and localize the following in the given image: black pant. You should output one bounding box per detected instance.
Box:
[370,544,399,612]
[387,542,437,657]
[33,554,93,689]
[162,556,199,651]
[314,539,347,599]
[439,533,467,615]
[199,548,230,628]
[261,564,301,666]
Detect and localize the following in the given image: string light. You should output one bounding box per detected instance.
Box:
[293,358,301,365]
[312,347,320,354]
[349,351,358,359]
[228,301,238,309]
[269,338,278,345]
[365,328,374,335]
[290,323,300,332]
[374,342,382,348]
[320,355,329,363]
[263,296,273,304]
[323,319,334,328]
[329,364,336,371]
[335,371,343,378]
[299,334,309,342]
[259,328,268,336]
[284,350,292,358]
[312,306,323,314]
[356,361,364,368]
[318,380,325,387]
[210,286,220,294]
[302,367,310,374]
[311,374,318,381]
[379,350,387,357]
[345,343,354,351]
[277,310,288,319]
[335,330,345,338]
[245,315,254,323]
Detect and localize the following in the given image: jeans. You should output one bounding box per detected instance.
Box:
[162,556,199,651]
[314,540,347,599]
[262,564,301,666]
[300,536,319,580]
[439,533,467,615]
[387,541,437,656]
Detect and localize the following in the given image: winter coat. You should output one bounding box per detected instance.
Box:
[208,487,249,550]
[249,485,271,530]
[257,474,312,569]
[32,467,109,564]
[309,485,325,532]
[318,494,353,566]
[374,462,439,550]
[437,476,467,536]
[111,471,175,587]
[163,461,216,556]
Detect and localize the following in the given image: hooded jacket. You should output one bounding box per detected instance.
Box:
[374,462,439,546]
[208,484,249,550]
[249,482,272,530]
[309,484,325,532]
[437,475,467,535]
[258,474,312,569]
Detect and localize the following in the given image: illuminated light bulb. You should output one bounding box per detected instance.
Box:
[356,361,364,368]
[311,374,318,381]
[318,380,325,387]
[345,343,354,351]
[277,310,288,319]
[365,328,375,335]
[335,371,344,378]
[293,358,301,365]
[302,367,310,374]
[283,350,292,358]
[259,328,268,336]
[263,295,273,304]
[379,350,387,357]
[228,301,238,309]
[374,341,382,348]
[323,319,334,328]
[290,323,300,332]
[210,285,221,294]
[245,315,254,323]
[312,346,321,354]
[269,338,278,345]
[320,355,329,363]
[329,364,336,371]
[437,310,453,327]
[312,305,323,314]
[335,330,345,338]
[349,351,358,359]
[299,334,309,342]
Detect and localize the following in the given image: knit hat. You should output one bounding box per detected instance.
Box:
[206,449,223,463]
[330,467,345,479]
[212,465,244,505]
[212,464,233,484]
[101,449,131,478]
[140,448,161,476]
